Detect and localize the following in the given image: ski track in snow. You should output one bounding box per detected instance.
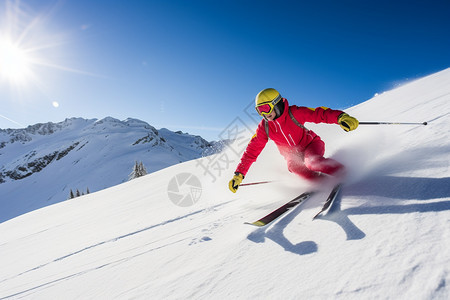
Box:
[0,200,233,292]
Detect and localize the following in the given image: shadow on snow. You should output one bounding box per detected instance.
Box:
[247,175,450,255]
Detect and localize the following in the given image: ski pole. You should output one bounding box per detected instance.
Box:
[240,181,273,187]
[359,121,427,126]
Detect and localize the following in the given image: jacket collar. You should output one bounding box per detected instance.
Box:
[273,98,289,122]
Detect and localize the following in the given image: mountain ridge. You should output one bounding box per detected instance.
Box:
[0,117,224,222]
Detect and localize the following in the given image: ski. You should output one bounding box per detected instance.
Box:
[245,191,315,227]
[312,184,342,220]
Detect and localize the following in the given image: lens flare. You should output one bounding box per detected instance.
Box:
[0,1,96,91]
[0,1,100,128]
[0,38,32,84]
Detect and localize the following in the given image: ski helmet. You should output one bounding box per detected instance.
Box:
[255,88,284,118]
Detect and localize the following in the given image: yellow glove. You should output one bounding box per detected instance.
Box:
[338,113,359,132]
[229,173,244,193]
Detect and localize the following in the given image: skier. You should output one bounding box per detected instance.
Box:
[229,88,359,193]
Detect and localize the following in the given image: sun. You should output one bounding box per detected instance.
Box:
[0,38,32,84]
[0,1,97,92]
[0,0,89,90]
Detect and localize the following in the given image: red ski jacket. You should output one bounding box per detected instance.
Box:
[235,98,343,176]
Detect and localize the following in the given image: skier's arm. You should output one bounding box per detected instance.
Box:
[293,106,358,131]
[235,122,268,176]
[292,106,343,124]
[229,123,268,193]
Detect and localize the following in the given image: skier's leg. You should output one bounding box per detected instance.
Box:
[303,138,345,176]
[287,157,322,180]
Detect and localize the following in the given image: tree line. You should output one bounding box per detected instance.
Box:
[67,161,148,199]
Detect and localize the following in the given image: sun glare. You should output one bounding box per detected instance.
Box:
[0,1,96,128]
[0,0,86,90]
[0,38,32,84]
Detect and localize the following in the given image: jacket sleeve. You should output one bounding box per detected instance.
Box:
[291,106,344,124]
[235,121,268,176]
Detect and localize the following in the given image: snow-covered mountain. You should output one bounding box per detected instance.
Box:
[0,117,223,222]
[0,69,449,299]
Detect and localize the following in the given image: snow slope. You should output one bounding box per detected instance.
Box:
[0,69,449,299]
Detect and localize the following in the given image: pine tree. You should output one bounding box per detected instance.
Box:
[69,189,75,199]
[129,161,148,180]
[138,162,148,176]
[129,161,139,181]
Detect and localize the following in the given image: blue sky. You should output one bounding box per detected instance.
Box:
[1,0,449,141]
